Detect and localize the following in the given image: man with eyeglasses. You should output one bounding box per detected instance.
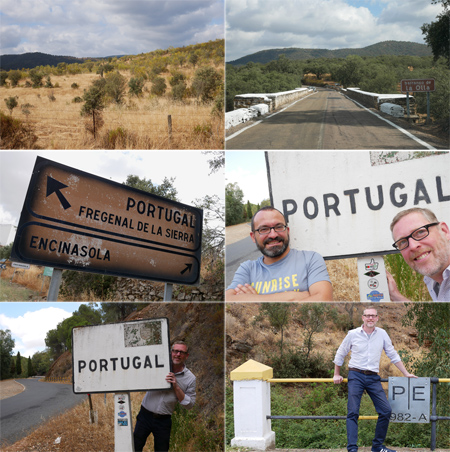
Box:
[133,341,196,452]
[387,207,450,301]
[333,307,416,452]
[226,206,332,301]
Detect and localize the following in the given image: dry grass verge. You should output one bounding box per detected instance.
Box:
[1,70,223,150]
[2,392,153,452]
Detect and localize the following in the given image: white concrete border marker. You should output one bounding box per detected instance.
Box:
[226,91,318,141]
[345,96,437,150]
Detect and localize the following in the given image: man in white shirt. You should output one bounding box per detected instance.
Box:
[387,207,450,301]
[133,341,196,452]
[333,307,416,452]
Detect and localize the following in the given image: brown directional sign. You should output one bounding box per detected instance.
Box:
[401,79,435,93]
[12,157,202,285]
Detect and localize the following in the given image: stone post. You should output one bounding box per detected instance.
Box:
[230,359,276,450]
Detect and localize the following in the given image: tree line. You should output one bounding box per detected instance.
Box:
[225,182,270,227]
[0,304,147,380]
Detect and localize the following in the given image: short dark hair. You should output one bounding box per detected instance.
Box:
[251,206,287,231]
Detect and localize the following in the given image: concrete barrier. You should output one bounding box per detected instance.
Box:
[234,87,311,111]
[345,88,414,110]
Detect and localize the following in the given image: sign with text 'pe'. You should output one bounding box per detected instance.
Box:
[11,157,202,285]
[72,318,171,394]
[388,377,430,423]
[266,152,450,259]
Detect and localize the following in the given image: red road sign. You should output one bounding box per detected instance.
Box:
[12,157,202,284]
[401,79,435,93]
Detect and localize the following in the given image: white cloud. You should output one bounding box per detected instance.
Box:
[1,0,224,57]
[0,307,73,357]
[226,0,442,61]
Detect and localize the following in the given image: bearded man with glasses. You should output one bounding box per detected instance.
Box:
[133,341,196,452]
[226,206,332,301]
[333,307,417,452]
[387,207,450,301]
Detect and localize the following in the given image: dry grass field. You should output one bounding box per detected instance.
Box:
[1,68,224,150]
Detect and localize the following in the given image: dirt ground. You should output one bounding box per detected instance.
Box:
[0,379,25,400]
[226,222,251,245]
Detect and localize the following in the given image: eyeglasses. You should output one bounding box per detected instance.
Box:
[392,223,439,251]
[254,224,287,235]
[363,314,378,318]
[171,349,188,355]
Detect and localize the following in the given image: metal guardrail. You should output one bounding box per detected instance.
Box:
[266,377,450,451]
[44,376,72,384]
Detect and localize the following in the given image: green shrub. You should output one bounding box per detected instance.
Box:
[0,112,39,149]
[60,271,116,299]
[384,253,432,301]
[4,96,18,114]
[128,77,145,97]
[151,76,167,96]
[267,346,331,378]
[101,127,133,149]
[171,82,186,100]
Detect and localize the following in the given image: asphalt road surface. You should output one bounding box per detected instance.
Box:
[0,378,86,447]
[226,89,439,150]
[226,235,260,288]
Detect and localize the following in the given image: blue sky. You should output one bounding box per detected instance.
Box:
[226,0,443,61]
[1,0,224,57]
[0,302,87,356]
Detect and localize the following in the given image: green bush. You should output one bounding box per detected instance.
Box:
[267,346,331,378]
[384,253,432,301]
[171,82,186,100]
[60,271,116,299]
[192,66,222,102]
[0,112,39,149]
[151,76,167,96]
[128,77,145,97]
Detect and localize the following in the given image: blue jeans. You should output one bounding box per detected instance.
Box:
[347,371,392,452]
[133,406,172,452]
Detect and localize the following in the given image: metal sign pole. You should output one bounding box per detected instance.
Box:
[164,283,173,301]
[114,392,134,452]
[47,268,63,301]
[406,91,410,117]
[426,91,431,125]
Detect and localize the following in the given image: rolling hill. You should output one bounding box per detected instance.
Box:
[0,52,110,71]
[227,40,432,66]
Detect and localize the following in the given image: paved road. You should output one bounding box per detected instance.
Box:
[0,378,86,447]
[226,89,438,150]
[226,236,260,288]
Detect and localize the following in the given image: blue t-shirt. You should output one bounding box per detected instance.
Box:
[227,249,330,295]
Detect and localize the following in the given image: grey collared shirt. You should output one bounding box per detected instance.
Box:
[141,366,196,415]
[424,264,450,301]
[333,326,401,373]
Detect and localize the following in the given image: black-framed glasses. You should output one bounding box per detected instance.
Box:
[254,224,287,235]
[171,349,188,355]
[363,314,378,318]
[392,223,439,251]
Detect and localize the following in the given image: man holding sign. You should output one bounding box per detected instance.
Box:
[387,208,450,301]
[133,341,196,452]
[333,307,416,452]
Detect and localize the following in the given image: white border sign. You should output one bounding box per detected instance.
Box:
[73,318,171,394]
[266,151,450,259]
